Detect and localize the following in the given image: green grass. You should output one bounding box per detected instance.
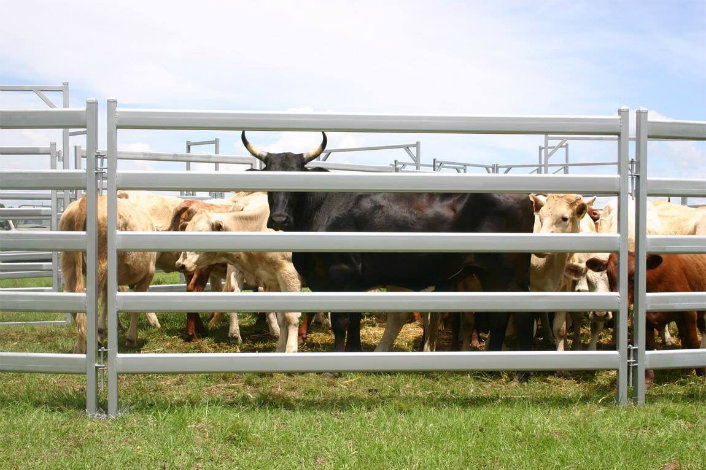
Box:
[1,277,705,469]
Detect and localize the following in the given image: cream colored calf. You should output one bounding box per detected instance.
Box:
[176,208,302,353]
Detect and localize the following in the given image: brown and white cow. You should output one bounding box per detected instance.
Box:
[60,195,156,353]
[587,252,706,385]
[175,206,303,353]
[165,193,275,342]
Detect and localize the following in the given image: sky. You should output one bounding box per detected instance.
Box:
[1,0,705,201]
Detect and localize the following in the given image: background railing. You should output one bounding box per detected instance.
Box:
[0,101,100,414]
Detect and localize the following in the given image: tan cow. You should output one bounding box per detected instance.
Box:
[529,194,593,351]
[60,195,156,353]
[175,206,303,353]
[651,200,706,235]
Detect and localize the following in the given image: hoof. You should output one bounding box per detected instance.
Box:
[321,372,341,379]
[125,338,137,348]
[229,335,243,345]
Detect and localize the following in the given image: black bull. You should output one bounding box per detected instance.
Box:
[242,131,535,352]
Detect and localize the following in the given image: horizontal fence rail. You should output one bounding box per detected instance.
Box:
[646,120,706,140]
[116,351,621,374]
[0,171,86,190]
[645,236,706,254]
[0,292,86,312]
[0,231,87,251]
[645,292,706,312]
[115,110,622,135]
[117,231,620,253]
[116,171,621,193]
[0,353,87,374]
[117,292,620,313]
[0,108,87,129]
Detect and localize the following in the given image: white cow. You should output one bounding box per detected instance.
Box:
[529,193,594,352]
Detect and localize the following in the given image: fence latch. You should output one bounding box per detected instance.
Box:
[96,346,108,393]
[627,344,638,388]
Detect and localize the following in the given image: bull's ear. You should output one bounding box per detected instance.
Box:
[646,254,663,270]
[586,257,608,273]
[529,194,546,214]
[564,262,587,280]
[575,201,588,219]
[211,220,224,231]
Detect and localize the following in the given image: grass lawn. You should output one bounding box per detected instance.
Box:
[1,275,705,469]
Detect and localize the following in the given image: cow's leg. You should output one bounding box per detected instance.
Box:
[313,312,331,328]
[283,312,301,353]
[184,268,212,341]
[659,323,676,347]
[459,313,475,351]
[700,313,706,349]
[73,313,87,354]
[553,312,567,352]
[331,313,349,352]
[126,270,154,348]
[589,320,604,351]
[677,313,704,376]
[274,268,303,353]
[298,312,315,345]
[345,312,362,352]
[374,312,409,352]
[645,321,658,388]
[144,312,161,329]
[423,312,441,352]
[223,270,242,344]
[570,313,583,351]
[265,312,280,338]
[540,312,555,346]
[487,313,510,352]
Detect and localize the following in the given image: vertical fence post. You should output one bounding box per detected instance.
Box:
[106,99,120,417]
[49,143,60,296]
[85,99,99,415]
[616,107,630,405]
[62,82,71,212]
[633,109,649,405]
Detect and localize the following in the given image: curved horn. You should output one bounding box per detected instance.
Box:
[302,132,327,164]
[241,131,268,162]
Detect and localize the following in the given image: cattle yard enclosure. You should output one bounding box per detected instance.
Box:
[1,97,705,417]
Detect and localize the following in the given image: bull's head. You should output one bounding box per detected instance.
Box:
[242,131,327,230]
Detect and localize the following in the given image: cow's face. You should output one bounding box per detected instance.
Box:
[176,212,226,272]
[529,193,592,257]
[585,252,663,306]
[242,131,327,231]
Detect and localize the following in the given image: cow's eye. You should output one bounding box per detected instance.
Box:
[561,215,569,222]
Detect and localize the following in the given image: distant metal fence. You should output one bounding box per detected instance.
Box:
[0,101,100,414]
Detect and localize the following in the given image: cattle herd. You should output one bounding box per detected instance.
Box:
[58,132,706,386]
